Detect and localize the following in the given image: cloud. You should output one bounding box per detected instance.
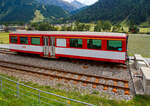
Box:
[63,0,98,5]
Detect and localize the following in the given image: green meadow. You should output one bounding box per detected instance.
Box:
[0,32,9,44]
[128,34,150,57]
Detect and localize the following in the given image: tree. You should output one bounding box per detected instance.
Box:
[102,21,112,31]
[94,20,103,32]
[129,25,139,33]
[37,23,51,31]
[61,25,68,31]
[73,22,85,31]
[77,23,85,31]
[28,22,57,31]
[75,21,80,27]
[66,25,73,31]
[112,24,121,32]
[84,24,90,31]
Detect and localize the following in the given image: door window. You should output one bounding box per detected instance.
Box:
[43,37,49,46]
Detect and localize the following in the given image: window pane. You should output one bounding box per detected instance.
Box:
[20,37,28,44]
[57,39,66,47]
[10,36,18,43]
[31,37,40,45]
[87,39,101,49]
[107,40,122,51]
[70,39,82,48]
[43,38,48,46]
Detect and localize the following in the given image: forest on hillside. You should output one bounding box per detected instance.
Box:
[73,0,150,25]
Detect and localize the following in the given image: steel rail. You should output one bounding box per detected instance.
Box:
[0,61,130,91]
[0,60,129,83]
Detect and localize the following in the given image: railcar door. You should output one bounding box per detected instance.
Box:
[50,37,55,57]
[43,36,55,57]
[43,37,49,57]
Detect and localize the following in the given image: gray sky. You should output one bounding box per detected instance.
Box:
[63,0,98,5]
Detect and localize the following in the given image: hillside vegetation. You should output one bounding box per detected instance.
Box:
[73,0,150,25]
[36,0,77,12]
[1,0,150,25]
[0,0,69,23]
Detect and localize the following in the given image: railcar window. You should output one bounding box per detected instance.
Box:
[87,39,101,49]
[70,39,82,48]
[10,36,18,43]
[20,37,28,44]
[107,40,122,51]
[56,39,66,47]
[31,37,40,45]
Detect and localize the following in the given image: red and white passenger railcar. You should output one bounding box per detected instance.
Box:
[9,31,128,64]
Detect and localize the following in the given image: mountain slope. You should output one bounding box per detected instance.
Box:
[36,0,77,12]
[73,0,150,24]
[0,0,69,22]
[70,0,86,9]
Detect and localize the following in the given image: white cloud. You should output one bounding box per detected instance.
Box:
[63,0,73,3]
[64,0,98,5]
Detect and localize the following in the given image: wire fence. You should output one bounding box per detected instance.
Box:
[0,75,95,106]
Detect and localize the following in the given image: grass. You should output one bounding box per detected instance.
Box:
[0,91,40,106]
[0,32,9,44]
[128,34,150,57]
[0,74,150,106]
[140,28,150,33]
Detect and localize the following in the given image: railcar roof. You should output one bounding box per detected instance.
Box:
[10,31,127,38]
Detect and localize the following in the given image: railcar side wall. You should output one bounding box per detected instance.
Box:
[9,33,127,64]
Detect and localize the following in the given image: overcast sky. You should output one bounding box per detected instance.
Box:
[64,0,98,5]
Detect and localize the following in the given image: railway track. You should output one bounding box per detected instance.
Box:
[0,49,16,55]
[0,60,130,95]
[70,59,127,70]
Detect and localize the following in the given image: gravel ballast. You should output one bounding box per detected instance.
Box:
[0,53,133,100]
